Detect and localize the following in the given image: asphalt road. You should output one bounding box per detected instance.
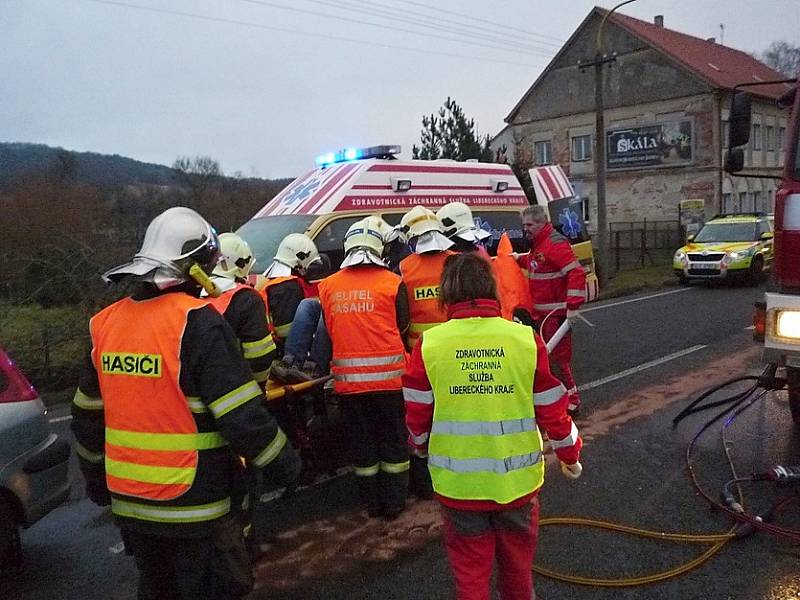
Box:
[6,281,800,600]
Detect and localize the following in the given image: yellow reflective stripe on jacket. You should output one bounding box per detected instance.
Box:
[106,458,194,486]
[273,322,292,338]
[242,335,277,359]
[111,497,231,524]
[332,354,405,367]
[186,397,207,414]
[380,460,410,474]
[106,428,227,451]
[208,381,261,419]
[354,464,379,477]
[252,429,287,467]
[252,368,270,384]
[73,388,104,410]
[75,441,104,463]
[431,418,537,437]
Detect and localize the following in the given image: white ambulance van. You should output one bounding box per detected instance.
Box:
[237,145,598,300]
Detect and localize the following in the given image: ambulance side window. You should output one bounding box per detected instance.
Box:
[314,216,362,271]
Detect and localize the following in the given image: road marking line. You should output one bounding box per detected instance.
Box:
[49,415,73,423]
[583,287,692,314]
[578,344,707,392]
[745,325,755,330]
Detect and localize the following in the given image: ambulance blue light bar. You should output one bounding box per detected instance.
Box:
[315,145,401,167]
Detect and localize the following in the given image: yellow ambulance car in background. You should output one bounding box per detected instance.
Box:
[237,145,599,300]
[673,212,774,284]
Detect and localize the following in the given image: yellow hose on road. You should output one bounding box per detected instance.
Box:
[533,517,736,587]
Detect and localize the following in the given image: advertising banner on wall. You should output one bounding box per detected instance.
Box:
[679,198,705,238]
[607,120,693,169]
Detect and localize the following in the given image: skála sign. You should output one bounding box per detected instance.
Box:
[606,120,693,169]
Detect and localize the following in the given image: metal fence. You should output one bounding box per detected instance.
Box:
[609,219,682,273]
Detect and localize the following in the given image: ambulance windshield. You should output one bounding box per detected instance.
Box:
[237,215,317,272]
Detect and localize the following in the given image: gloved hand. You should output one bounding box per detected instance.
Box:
[560,461,583,480]
[85,478,111,506]
[566,309,581,325]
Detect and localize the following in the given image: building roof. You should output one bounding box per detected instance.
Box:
[504,7,791,124]
[607,9,789,100]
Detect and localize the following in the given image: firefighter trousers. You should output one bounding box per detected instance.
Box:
[538,316,580,409]
[339,391,409,512]
[120,515,253,600]
[441,496,540,600]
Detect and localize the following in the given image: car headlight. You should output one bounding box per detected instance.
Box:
[674,250,686,261]
[728,248,755,260]
[776,310,800,339]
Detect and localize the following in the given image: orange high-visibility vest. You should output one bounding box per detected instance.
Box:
[493,233,533,321]
[319,266,406,395]
[259,276,300,339]
[90,294,219,501]
[206,282,249,315]
[399,251,453,349]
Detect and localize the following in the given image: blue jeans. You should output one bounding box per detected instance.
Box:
[282,298,332,369]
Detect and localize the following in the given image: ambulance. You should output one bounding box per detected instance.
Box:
[237,145,598,300]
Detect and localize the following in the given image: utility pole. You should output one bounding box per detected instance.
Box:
[578,0,637,288]
[580,52,617,288]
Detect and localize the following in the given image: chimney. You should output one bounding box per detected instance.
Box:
[707,37,716,43]
[654,15,664,27]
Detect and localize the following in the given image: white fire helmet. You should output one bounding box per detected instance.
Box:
[343,218,385,257]
[436,202,491,243]
[103,206,219,289]
[400,206,442,240]
[213,232,255,281]
[265,233,321,278]
[400,205,453,254]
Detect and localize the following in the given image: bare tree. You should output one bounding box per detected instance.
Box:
[760,41,800,78]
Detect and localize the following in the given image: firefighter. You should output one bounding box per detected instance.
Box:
[403,252,583,600]
[436,201,492,254]
[259,233,321,354]
[398,206,454,499]
[204,232,276,388]
[274,215,403,384]
[318,217,410,519]
[71,207,302,600]
[518,205,587,415]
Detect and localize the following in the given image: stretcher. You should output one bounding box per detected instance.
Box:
[265,374,332,401]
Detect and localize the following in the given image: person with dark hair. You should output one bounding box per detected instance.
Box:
[519,204,587,415]
[403,252,582,600]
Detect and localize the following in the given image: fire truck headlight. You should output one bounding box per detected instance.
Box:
[776,311,800,339]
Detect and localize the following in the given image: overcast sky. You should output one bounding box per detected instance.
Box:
[2,0,798,179]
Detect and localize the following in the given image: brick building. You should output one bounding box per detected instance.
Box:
[491,7,790,233]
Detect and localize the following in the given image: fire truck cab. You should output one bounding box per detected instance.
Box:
[726,77,800,422]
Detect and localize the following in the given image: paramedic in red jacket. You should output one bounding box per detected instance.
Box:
[403,252,582,600]
[518,205,586,415]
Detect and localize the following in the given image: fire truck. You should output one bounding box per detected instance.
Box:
[725,76,800,422]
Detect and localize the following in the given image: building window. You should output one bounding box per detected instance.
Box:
[766,126,775,151]
[722,120,729,148]
[739,191,749,212]
[752,124,762,150]
[723,193,733,213]
[534,140,552,165]
[779,127,786,150]
[581,196,592,225]
[753,190,762,212]
[571,135,592,162]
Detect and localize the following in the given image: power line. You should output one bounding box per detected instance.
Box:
[384,0,566,46]
[299,0,559,56]
[236,0,551,58]
[79,0,547,69]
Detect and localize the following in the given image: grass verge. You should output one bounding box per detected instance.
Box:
[599,263,677,300]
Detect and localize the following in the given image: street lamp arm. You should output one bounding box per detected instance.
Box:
[596,0,639,51]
